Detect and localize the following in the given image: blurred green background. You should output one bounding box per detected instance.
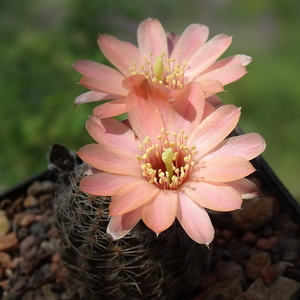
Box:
[0,0,299,200]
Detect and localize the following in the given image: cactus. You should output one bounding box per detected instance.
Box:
[51,145,210,300]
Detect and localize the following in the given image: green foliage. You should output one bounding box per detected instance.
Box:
[0,0,299,199]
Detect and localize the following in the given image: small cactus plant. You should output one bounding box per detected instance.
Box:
[51,145,211,300]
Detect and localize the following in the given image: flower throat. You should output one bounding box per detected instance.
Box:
[129,53,187,89]
[135,128,196,190]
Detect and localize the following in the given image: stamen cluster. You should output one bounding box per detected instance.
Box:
[129,53,187,89]
[135,128,196,190]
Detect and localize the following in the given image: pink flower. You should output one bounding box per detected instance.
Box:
[73,18,251,118]
[77,79,265,245]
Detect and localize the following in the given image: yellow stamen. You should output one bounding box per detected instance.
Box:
[135,128,196,190]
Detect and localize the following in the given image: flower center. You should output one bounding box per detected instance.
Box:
[135,129,196,190]
[129,53,187,89]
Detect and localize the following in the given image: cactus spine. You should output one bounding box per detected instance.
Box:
[52,145,210,300]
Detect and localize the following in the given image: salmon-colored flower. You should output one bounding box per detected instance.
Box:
[77,79,265,245]
[73,18,251,118]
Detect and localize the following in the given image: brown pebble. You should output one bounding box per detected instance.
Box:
[274,261,294,275]
[27,180,55,197]
[260,264,279,284]
[0,232,18,252]
[14,212,41,227]
[200,273,219,289]
[269,236,278,247]
[40,194,53,211]
[216,261,246,284]
[19,235,41,256]
[47,228,60,239]
[0,210,11,236]
[214,238,226,246]
[245,252,271,280]
[11,257,23,269]
[0,279,9,290]
[0,251,12,269]
[242,231,257,244]
[221,229,232,240]
[23,195,39,208]
[256,238,273,250]
[51,252,60,264]
[55,267,71,284]
[231,196,274,231]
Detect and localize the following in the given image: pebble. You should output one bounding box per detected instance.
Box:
[0,232,18,252]
[27,180,56,197]
[216,261,246,284]
[221,229,232,240]
[261,225,274,238]
[242,231,257,244]
[277,213,299,236]
[198,278,243,300]
[42,284,60,300]
[29,221,48,239]
[14,212,38,227]
[20,246,51,275]
[282,238,299,262]
[260,264,279,284]
[23,195,39,208]
[247,276,300,300]
[274,261,294,275]
[231,196,274,231]
[0,210,11,236]
[40,194,53,211]
[234,290,265,300]
[0,252,12,269]
[245,252,271,280]
[19,235,41,257]
[200,273,219,290]
[256,237,277,250]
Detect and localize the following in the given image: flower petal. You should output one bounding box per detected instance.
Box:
[186,34,232,79]
[202,54,252,74]
[80,76,127,96]
[85,114,137,153]
[74,90,118,105]
[200,80,224,98]
[193,156,256,182]
[177,191,214,245]
[79,172,143,196]
[98,34,143,76]
[107,208,143,240]
[170,24,209,61]
[197,64,248,86]
[125,77,170,141]
[181,180,243,211]
[77,144,141,176]
[92,98,127,118]
[169,81,205,134]
[203,133,266,161]
[109,181,160,215]
[188,105,241,160]
[142,190,177,234]
[73,59,125,84]
[137,18,168,59]
[226,178,261,199]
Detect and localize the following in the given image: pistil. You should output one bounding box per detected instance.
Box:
[162,147,174,181]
